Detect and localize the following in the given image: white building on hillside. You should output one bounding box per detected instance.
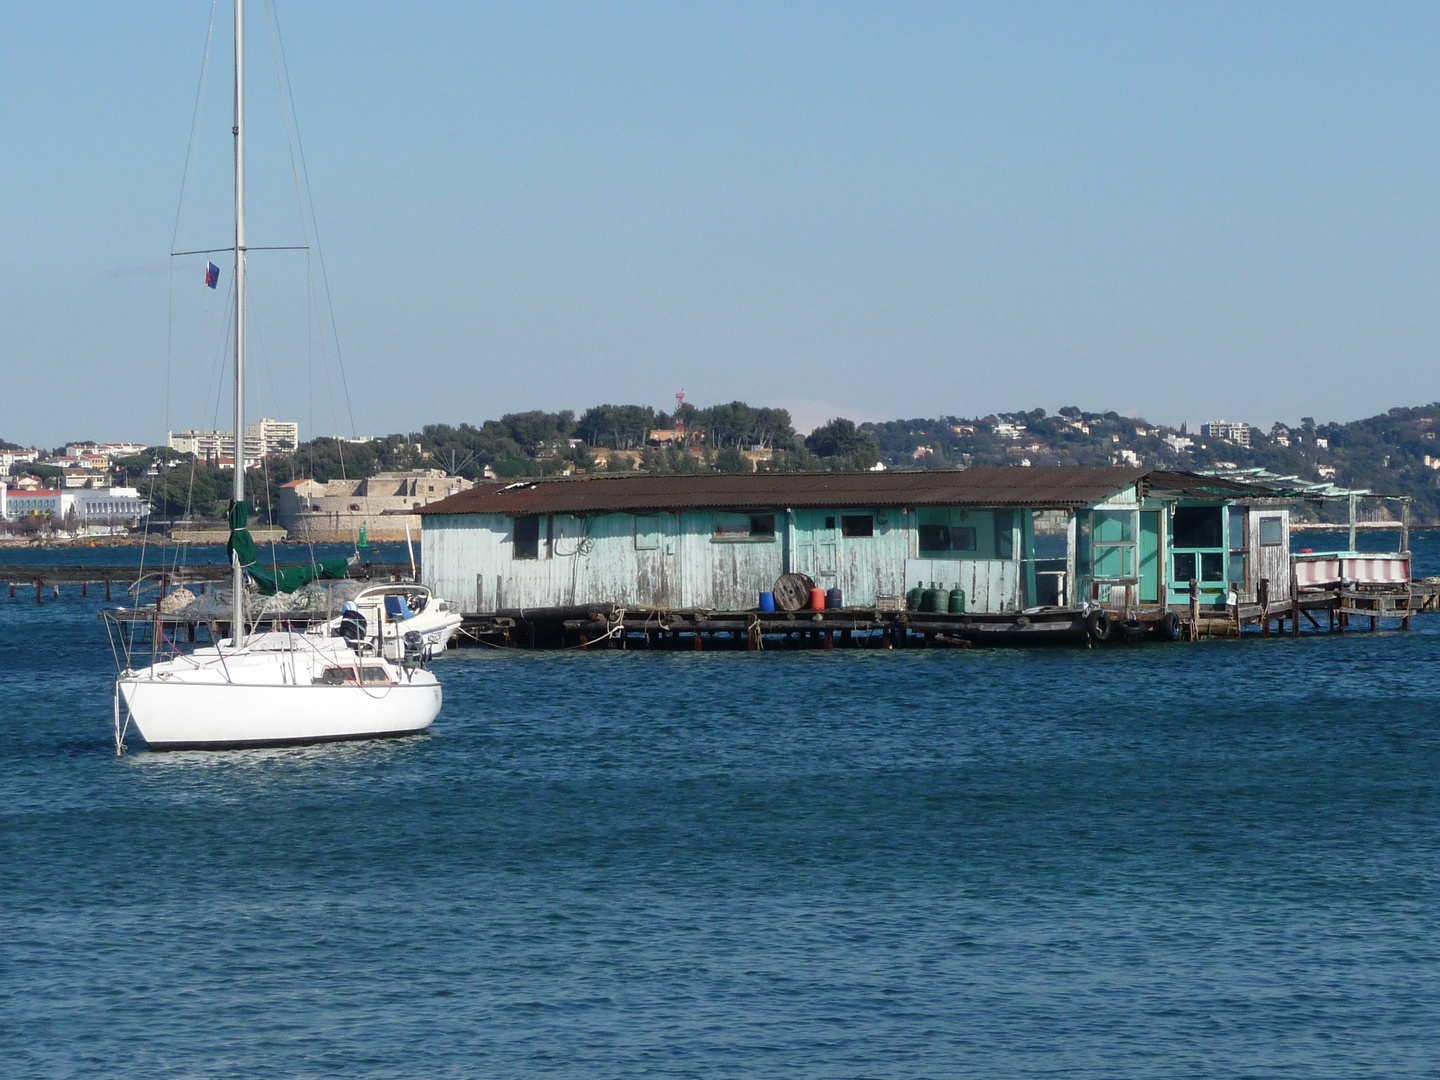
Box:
[0,449,41,475]
[0,483,149,527]
[168,417,299,461]
[73,487,149,525]
[1200,421,1252,447]
[65,442,150,459]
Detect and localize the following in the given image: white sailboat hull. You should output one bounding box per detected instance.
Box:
[116,632,442,751]
[119,678,442,750]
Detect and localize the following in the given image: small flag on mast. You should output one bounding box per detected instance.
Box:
[205,261,220,289]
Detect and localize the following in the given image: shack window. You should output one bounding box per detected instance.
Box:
[1174,552,1196,582]
[513,516,540,559]
[1229,551,1248,588]
[1173,506,1223,549]
[1094,544,1133,578]
[919,523,976,554]
[824,516,836,530]
[1090,510,1136,580]
[918,524,951,554]
[634,515,660,551]
[1228,507,1249,591]
[713,513,775,541]
[1093,510,1134,543]
[714,514,749,537]
[1259,518,1283,546]
[993,509,1015,559]
[841,514,873,538]
[1229,507,1247,548]
[1174,551,1225,583]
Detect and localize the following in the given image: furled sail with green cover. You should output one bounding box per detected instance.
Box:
[226,500,353,596]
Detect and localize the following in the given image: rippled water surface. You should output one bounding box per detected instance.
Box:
[4,536,1440,1077]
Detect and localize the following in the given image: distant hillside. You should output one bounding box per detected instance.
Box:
[127,401,1440,525]
[861,405,1440,522]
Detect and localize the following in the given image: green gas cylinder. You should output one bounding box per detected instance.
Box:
[948,588,966,613]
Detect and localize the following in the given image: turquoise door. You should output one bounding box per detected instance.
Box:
[1139,510,1161,603]
[794,510,839,587]
[1167,505,1227,607]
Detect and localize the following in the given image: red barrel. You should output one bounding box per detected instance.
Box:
[809,587,827,610]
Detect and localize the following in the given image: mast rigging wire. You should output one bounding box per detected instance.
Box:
[265,0,358,481]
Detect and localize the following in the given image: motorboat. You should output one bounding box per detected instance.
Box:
[318,582,463,660]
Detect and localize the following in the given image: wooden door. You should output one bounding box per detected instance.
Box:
[1139,510,1162,603]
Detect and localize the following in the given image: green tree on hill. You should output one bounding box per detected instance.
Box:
[804,418,881,470]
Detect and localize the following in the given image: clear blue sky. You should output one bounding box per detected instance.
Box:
[3,1,1439,448]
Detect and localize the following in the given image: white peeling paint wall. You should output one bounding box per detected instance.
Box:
[424,506,1037,612]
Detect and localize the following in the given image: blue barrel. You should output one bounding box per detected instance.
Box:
[826,587,843,610]
[759,591,776,612]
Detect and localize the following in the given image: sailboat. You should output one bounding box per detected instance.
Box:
[113,0,442,751]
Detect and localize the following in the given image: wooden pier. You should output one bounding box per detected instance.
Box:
[450,576,1440,651]
[1,561,413,604]
[458,604,1168,650]
[12,559,1435,651]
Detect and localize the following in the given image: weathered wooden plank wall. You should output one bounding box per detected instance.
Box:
[427,507,953,612]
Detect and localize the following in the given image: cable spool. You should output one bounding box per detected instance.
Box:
[772,573,816,612]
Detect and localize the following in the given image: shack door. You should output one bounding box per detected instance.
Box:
[1168,505,1227,609]
[661,512,683,607]
[794,510,839,588]
[1139,510,1162,603]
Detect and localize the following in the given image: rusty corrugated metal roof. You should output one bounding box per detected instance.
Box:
[1141,471,1282,499]
[416,466,1156,517]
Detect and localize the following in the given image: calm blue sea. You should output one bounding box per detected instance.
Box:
[3,533,1440,1078]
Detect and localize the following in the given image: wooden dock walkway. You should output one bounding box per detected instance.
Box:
[1177,579,1439,639]
[2,561,413,602]
[452,579,1440,651]
[12,562,1434,651]
[460,605,1160,650]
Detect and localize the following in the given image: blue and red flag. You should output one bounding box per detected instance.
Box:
[205,261,220,289]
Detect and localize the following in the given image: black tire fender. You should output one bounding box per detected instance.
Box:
[1085,609,1111,642]
[1120,618,1147,644]
[1159,611,1181,642]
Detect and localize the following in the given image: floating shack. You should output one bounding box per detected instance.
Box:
[414,466,1415,647]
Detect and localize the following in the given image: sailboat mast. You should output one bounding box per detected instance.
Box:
[231,0,247,646]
